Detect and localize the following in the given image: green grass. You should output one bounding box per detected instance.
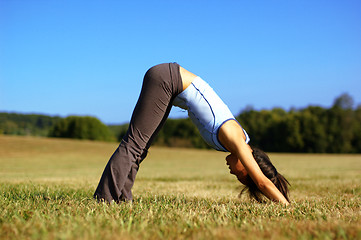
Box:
[0,135,360,239]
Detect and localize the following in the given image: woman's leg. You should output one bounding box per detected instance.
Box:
[94,63,182,203]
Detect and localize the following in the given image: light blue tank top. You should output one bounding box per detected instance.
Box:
[173,76,250,152]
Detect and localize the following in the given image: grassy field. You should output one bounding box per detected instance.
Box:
[0,135,360,240]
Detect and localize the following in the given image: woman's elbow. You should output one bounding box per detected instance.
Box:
[255,178,270,191]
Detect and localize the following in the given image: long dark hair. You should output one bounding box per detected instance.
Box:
[241,147,290,203]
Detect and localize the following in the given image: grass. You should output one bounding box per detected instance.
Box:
[0,135,360,239]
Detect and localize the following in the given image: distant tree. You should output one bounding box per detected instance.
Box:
[48,116,114,141]
[117,124,130,142]
[4,91,359,153]
[0,120,18,135]
[237,108,283,151]
[298,106,328,153]
[351,105,361,152]
[0,112,61,136]
[333,93,354,110]
[283,112,304,152]
[328,104,355,153]
[155,118,209,148]
[107,123,129,142]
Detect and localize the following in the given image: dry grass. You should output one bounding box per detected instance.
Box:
[0,135,360,239]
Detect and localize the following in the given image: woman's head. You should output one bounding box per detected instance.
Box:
[241,147,290,203]
[226,153,249,185]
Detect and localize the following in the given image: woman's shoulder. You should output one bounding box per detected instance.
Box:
[218,120,248,152]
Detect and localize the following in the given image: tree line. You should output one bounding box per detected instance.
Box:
[236,93,361,153]
[1,93,360,153]
[0,113,62,136]
[0,113,115,142]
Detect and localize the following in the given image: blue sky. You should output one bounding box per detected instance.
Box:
[1,0,360,124]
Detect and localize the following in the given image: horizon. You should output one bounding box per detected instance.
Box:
[1,91,358,126]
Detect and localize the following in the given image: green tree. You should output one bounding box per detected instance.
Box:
[0,112,61,136]
[351,105,361,152]
[333,93,354,110]
[237,108,286,151]
[48,116,114,141]
[155,118,209,148]
[298,106,328,153]
[325,93,356,153]
[283,111,304,152]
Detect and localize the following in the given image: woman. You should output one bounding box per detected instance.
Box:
[94,63,290,205]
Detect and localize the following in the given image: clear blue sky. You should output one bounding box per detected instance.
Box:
[1,0,360,124]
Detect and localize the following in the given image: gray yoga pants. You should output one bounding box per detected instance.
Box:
[94,63,183,203]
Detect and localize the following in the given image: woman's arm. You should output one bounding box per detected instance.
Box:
[219,120,289,205]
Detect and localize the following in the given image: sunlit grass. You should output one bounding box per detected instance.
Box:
[0,135,360,239]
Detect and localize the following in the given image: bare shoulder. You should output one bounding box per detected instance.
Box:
[179,66,197,91]
[218,120,247,153]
